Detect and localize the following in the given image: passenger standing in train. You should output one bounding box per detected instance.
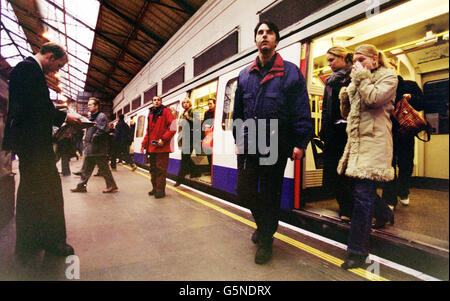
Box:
[202,98,216,171]
[175,98,197,186]
[382,60,424,210]
[338,44,397,269]
[71,97,118,193]
[233,21,312,264]
[319,46,354,222]
[141,96,176,198]
[2,42,82,258]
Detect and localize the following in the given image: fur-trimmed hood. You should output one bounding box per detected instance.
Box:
[337,66,398,182]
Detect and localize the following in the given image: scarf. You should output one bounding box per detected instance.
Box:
[150,105,166,123]
[325,64,351,86]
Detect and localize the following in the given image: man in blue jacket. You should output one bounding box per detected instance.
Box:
[233,21,312,264]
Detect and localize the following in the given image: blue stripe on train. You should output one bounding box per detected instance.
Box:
[132,153,294,210]
[211,165,294,211]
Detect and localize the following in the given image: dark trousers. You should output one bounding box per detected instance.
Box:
[347,178,392,255]
[16,152,67,253]
[111,145,134,169]
[149,152,170,193]
[177,153,196,181]
[382,134,415,206]
[236,154,288,245]
[77,156,116,188]
[177,138,196,181]
[60,154,71,176]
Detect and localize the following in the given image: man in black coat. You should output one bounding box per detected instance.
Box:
[2,42,81,258]
[111,114,136,170]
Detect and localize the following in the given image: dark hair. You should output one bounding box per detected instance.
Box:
[39,42,67,60]
[254,20,280,42]
[208,98,216,104]
[119,114,125,120]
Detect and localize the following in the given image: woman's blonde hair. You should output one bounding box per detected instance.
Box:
[327,46,353,65]
[354,44,390,68]
[182,97,192,106]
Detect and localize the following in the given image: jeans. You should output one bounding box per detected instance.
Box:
[347,178,392,255]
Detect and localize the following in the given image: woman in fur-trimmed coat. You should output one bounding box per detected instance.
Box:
[338,44,398,270]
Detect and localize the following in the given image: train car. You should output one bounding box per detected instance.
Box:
[113,0,449,252]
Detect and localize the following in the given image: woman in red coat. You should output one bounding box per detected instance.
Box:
[141,96,176,198]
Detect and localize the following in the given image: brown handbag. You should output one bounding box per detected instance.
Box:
[393,97,431,141]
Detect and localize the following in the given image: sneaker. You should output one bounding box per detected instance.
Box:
[174,181,181,187]
[399,198,409,206]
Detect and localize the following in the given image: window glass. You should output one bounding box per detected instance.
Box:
[136,115,145,138]
[222,78,237,130]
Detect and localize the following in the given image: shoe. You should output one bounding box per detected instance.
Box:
[255,244,273,264]
[131,165,137,171]
[70,186,87,193]
[399,198,409,206]
[174,181,181,187]
[373,209,395,229]
[341,253,368,270]
[340,216,351,223]
[148,190,156,196]
[103,185,118,193]
[73,171,82,176]
[154,192,166,198]
[251,230,260,244]
[45,243,75,256]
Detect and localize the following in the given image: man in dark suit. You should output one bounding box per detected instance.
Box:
[2,42,81,258]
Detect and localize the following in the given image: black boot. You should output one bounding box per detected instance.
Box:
[341,253,368,270]
[251,230,260,244]
[254,237,273,265]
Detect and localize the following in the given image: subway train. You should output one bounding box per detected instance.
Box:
[115,0,448,212]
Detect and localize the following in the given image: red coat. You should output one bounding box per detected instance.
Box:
[141,107,176,153]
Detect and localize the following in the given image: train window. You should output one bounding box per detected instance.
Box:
[136,115,146,138]
[131,96,141,111]
[190,80,218,122]
[222,78,237,131]
[168,102,180,119]
[424,79,449,135]
[144,84,158,104]
[162,66,185,94]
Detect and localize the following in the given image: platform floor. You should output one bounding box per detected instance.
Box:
[0,159,438,281]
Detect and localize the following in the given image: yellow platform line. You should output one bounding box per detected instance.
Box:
[124,164,389,281]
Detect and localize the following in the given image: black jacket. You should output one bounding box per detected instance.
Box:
[2,57,66,158]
